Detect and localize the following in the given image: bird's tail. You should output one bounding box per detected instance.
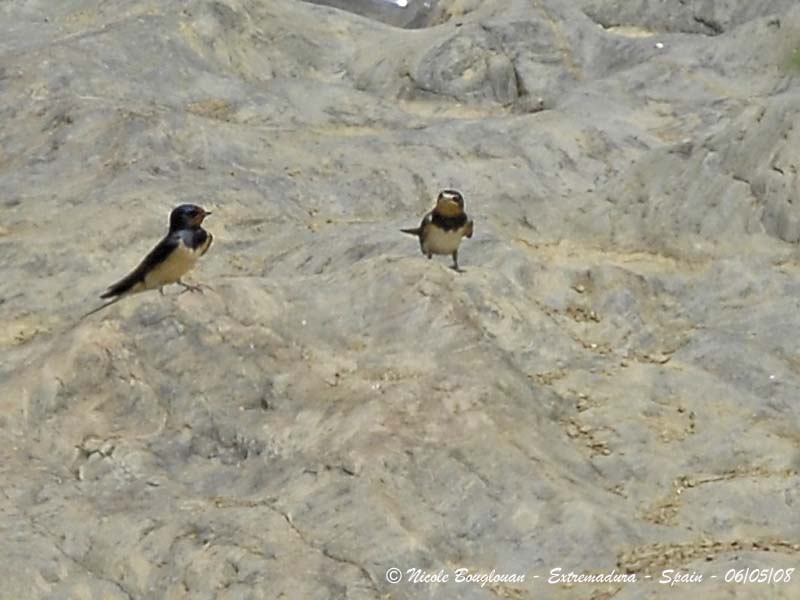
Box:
[400,227,421,236]
[100,272,140,299]
[81,295,124,319]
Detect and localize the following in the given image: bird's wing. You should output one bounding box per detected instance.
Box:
[465,219,474,238]
[100,234,179,298]
[198,231,213,257]
[418,211,433,243]
[400,212,432,237]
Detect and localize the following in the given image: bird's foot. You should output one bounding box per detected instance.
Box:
[178,280,212,294]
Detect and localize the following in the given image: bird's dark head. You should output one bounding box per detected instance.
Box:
[170,204,211,231]
[435,189,465,216]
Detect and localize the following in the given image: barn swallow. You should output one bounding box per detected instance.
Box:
[83,204,213,317]
[401,189,474,271]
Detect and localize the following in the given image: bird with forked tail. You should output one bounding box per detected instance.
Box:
[401,189,473,271]
[83,204,214,318]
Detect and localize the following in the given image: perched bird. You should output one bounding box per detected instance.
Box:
[401,189,474,271]
[83,204,213,317]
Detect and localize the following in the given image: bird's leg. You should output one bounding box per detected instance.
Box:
[427,252,433,259]
[451,251,463,273]
[178,278,212,294]
[159,286,165,296]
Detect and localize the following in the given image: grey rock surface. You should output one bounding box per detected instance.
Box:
[1,0,800,599]
[305,0,441,29]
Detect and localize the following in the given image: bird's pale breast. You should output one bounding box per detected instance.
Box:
[141,241,202,290]
[423,225,467,255]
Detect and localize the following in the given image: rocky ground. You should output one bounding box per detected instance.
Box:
[1,0,800,598]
